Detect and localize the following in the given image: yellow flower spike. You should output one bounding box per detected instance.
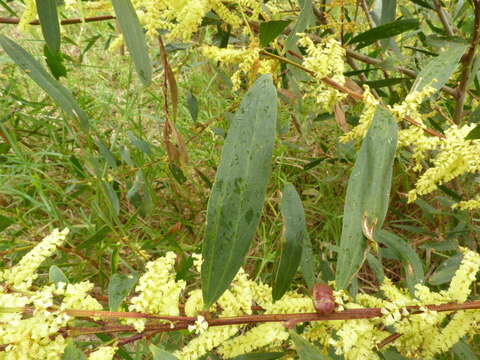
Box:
[3,228,70,291]
[298,35,347,113]
[340,86,379,142]
[447,247,480,303]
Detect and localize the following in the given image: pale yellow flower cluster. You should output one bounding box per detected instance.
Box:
[2,239,480,359]
[18,0,36,32]
[343,83,480,208]
[298,35,347,113]
[300,248,480,360]
[0,228,106,360]
[340,86,379,142]
[1,228,70,291]
[129,0,261,41]
[407,124,480,203]
[87,345,117,360]
[127,251,186,332]
[59,281,103,312]
[453,195,480,210]
[202,44,278,90]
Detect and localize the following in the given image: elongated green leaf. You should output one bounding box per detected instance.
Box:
[232,353,286,360]
[335,107,397,290]
[367,253,384,283]
[376,230,424,292]
[108,273,138,311]
[411,42,468,94]
[429,253,462,285]
[36,0,61,54]
[301,230,316,288]
[381,0,397,24]
[201,75,277,307]
[290,331,328,359]
[260,20,291,47]
[111,0,152,85]
[350,18,419,49]
[0,35,89,130]
[272,183,305,300]
[150,345,177,360]
[285,0,313,51]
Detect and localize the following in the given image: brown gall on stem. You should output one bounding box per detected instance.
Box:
[312,283,335,314]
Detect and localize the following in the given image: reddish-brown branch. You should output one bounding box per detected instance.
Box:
[453,0,480,122]
[0,15,115,26]
[376,333,402,349]
[57,299,480,337]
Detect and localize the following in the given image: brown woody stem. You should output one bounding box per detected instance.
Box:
[0,15,115,26]
[453,0,480,122]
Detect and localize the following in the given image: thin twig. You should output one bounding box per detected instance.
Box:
[0,15,115,26]
[433,0,455,36]
[345,49,457,96]
[453,0,480,122]
[376,333,402,349]
[259,50,445,138]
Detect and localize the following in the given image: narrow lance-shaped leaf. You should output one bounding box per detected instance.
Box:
[349,18,419,49]
[0,35,89,130]
[201,75,277,307]
[272,183,305,300]
[111,0,152,86]
[411,41,468,94]
[335,106,397,290]
[36,0,61,54]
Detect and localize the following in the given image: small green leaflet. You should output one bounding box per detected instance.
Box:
[36,0,61,54]
[411,41,468,94]
[201,75,277,307]
[335,106,397,290]
[259,20,291,47]
[0,35,90,130]
[349,18,419,49]
[272,183,305,300]
[111,0,152,86]
[108,273,138,311]
[49,265,69,286]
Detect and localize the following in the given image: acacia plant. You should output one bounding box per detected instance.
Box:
[1,0,480,359]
